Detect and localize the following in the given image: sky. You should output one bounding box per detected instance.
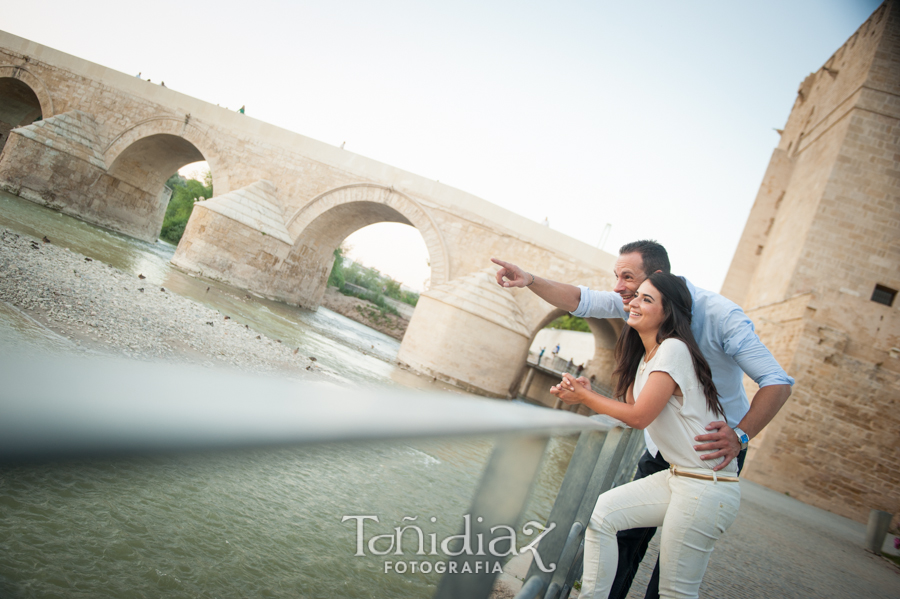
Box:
[4,0,883,291]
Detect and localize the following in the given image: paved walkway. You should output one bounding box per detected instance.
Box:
[496,480,899,598]
[624,480,899,599]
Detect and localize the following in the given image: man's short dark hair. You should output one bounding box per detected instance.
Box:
[619,240,671,275]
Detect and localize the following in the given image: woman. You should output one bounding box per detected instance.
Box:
[551,272,740,599]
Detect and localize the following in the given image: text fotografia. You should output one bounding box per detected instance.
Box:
[385,560,501,575]
[342,514,557,574]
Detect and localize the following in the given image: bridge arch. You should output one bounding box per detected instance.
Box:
[103,117,220,189]
[0,65,54,122]
[522,306,623,394]
[286,183,451,287]
[93,118,219,241]
[0,67,52,154]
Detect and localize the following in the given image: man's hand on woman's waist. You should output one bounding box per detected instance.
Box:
[694,422,741,472]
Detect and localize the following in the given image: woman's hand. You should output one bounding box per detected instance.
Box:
[550,373,591,405]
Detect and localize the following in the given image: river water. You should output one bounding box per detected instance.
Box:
[0,192,580,599]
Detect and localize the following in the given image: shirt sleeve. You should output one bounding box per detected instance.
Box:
[720,308,795,388]
[648,339,696,393]
[571,286,628,319]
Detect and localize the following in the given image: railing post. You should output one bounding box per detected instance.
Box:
[433,433,550,599]
[520,368,537,397]
[513,425,609,598]
[535,426,640,599]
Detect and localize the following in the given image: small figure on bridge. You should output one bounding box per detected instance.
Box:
[538,346,546,364]
[239,105,245,114]
[552,343,560,356]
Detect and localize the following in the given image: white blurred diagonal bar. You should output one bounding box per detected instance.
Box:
[0,356,606,462]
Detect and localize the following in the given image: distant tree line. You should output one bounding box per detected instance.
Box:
[328,246,419,316]
[546,314,590,332]
[160,171,213,244]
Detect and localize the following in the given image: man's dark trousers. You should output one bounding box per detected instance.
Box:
[607,448,746,599]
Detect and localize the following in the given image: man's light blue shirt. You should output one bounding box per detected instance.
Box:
[572,278,794,454]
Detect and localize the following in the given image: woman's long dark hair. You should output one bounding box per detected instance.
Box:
[612,272,723,417]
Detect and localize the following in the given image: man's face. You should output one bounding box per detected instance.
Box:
[613,252,648,307]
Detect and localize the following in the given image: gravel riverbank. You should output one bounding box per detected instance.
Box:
[0,228,327,379]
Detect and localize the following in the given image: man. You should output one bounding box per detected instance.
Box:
[491,240,792,599]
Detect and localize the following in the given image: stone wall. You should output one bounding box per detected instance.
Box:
[724,1,900,526]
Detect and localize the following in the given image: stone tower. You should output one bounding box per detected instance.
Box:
[721,1,899,526]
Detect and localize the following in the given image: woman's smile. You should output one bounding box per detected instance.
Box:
[627,281,664,332]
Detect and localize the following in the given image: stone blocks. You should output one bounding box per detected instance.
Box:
[398,270,531,397]
[724,1,900,527]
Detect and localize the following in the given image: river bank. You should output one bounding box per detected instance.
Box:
[0,227,329,379]
[320,286,410,340]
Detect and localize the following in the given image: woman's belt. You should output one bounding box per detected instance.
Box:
[669,464,739,483]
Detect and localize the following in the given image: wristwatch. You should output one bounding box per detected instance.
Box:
[734,427,750,451]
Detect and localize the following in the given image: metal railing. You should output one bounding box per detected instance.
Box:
[0,354,644,599]
[512,419,645,599]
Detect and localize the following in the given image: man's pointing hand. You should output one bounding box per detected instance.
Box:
[491,257,529,288]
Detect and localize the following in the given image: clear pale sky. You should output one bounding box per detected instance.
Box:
[4,1,882,291]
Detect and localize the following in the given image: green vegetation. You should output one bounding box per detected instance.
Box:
[546,314,590,332]
[355,304,400,328]
[326,246,346,289]
[327,246,420,317]
[159,171,213,244]
[345,284,401,317]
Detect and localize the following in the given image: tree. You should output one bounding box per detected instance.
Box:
[546,315,590,332]
[327,246,345,288]
[160,171,213,244]
[165,173,187,189]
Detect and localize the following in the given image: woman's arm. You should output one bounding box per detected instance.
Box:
[552,372,675,429]
[625,382,636,405]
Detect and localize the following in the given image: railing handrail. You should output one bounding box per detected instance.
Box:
[0,354,611,463]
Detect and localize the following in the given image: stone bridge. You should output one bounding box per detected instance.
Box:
[0,30,622,397]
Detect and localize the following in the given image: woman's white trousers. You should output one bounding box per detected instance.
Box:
[580,468,741,599]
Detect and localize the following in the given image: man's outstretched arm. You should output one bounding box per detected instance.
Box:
[491,257,581,312]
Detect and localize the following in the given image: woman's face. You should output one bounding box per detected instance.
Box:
[627,280,665,334]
